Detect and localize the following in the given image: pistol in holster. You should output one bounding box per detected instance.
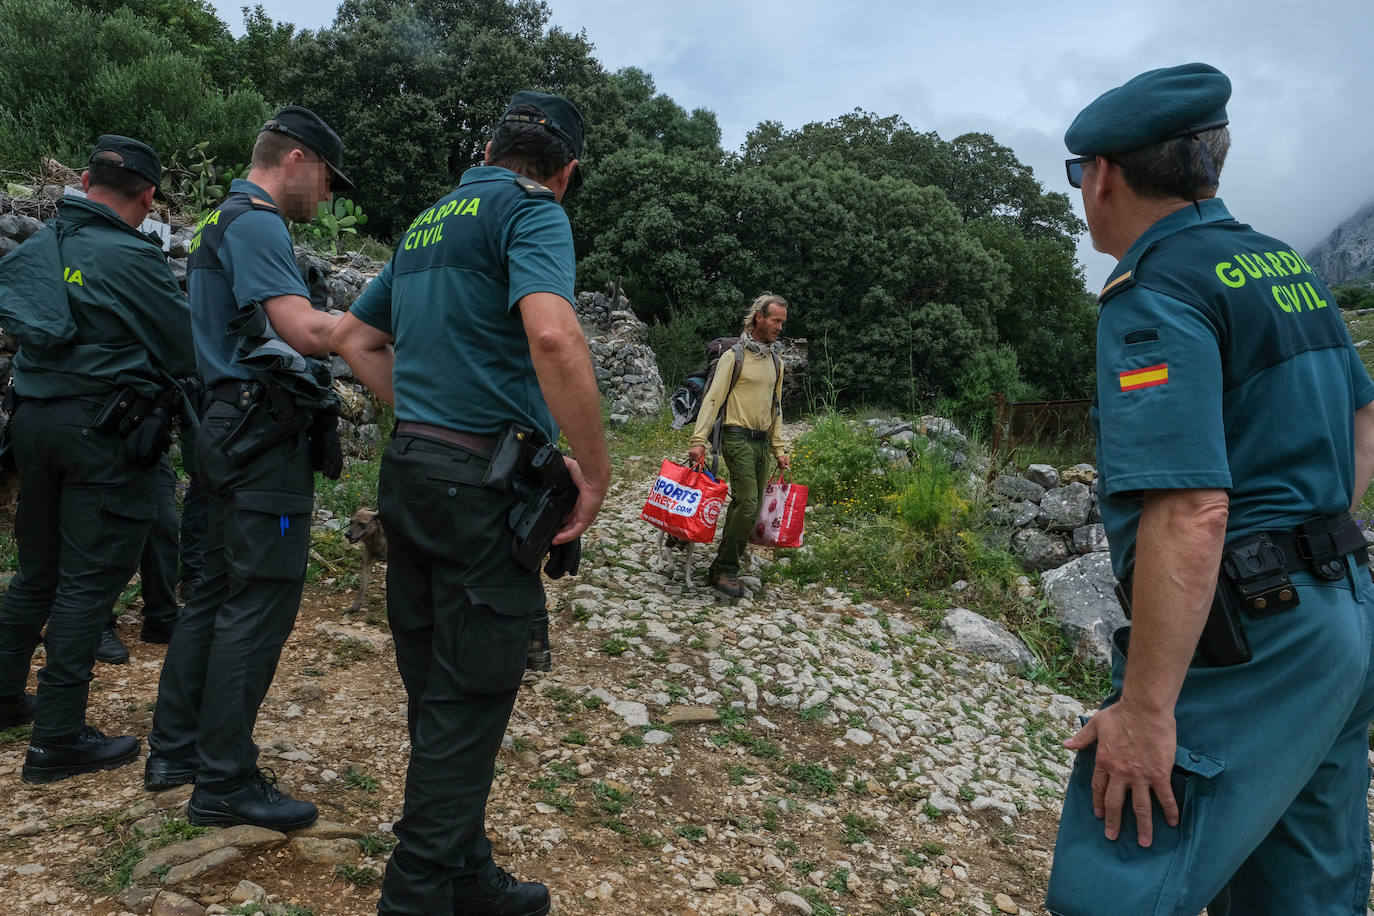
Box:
[92,386,140,435]
[219,383,313,469]
[504,435,581,577]
[1116,564,1255,669]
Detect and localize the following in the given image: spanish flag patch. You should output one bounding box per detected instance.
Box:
[1119,363,1169,391]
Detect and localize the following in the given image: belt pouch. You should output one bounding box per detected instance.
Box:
[92,386,136,434]
[483,422,535,493]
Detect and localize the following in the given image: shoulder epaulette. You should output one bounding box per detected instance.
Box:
[513,175,555,200]
[1098,270,1136,304]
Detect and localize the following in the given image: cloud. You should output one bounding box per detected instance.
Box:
[233,0,1374,278]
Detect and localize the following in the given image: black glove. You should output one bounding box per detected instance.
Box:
[125,407,173,470]
[544,537,581,579]
[309,404,343,479]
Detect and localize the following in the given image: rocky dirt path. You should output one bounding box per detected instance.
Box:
[10,441,1374,916]
[0,446,1119,916]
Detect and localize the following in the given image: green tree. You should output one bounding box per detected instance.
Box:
[281,0,613,238]
[230,5,305,104]
[0,0,267,173]
[965,219,1097,398]
[1333,284,1374,311]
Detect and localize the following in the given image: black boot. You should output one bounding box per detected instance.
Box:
[188,768,318,831]
[139,615,178,644]
[451,861,551,916]
[95,622,129,665]
[144,751,198,791]
[0,693,35,729]
[22,725,140,784]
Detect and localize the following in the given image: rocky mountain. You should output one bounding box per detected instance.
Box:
[1307,201,1374,286]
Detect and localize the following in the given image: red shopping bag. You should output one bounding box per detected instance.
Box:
[641,460,729,543]
[749,473,808,548]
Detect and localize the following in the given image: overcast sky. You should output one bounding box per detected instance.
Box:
[218,0,1374,289]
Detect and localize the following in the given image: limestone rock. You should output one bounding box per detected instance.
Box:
[775,891,814,915]
[1037,482,1092,532]
[0,212,44,241]
[610,700,649,727]
[987,500,1039,528]
[919,415,968,449]
[939,608,1035,669]
[1071,523,1109,554]
[660,706,720,725]
[1025,464,1060,489]
[993,475,1045,504]
[117,886,159,912]
[1061,463,1096,485]
[290,836,361,865]
[151,891,206,916]
[1011,527,1072,571]
[1041,551,1126,668]
[290,818,365,840]
[163,846,241,885]
[229,880,267,904]
[133,825,287,882]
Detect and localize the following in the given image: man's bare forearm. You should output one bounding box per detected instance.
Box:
[1352,402,1374,511]
[345,345,395,407]
[1121,488,1229,716]
[531,338,610,490]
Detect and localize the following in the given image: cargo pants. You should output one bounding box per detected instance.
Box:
[147,397,314,788]
[375,433,544,915]
[1046,556,1374,916]
[710,429,770,579]
[0,397,155,739]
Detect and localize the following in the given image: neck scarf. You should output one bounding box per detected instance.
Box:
[740,331,774,357]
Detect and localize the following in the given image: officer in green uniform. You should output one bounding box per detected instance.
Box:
[0,136,195,780]
[146,107,347,830]
[1047,64,1374,916]
[333,91,611,916]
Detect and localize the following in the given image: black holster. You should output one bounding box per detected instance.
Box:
[1115,513,1369,669]
[1116,573,1251,668]
[501,431,580,576]
[219,383,312,469]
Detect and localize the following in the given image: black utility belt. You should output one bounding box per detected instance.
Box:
[1115,512,1368,668]
[722,425,769,440]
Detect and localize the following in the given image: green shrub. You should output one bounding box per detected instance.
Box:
[889,450,965,533]
[789,414,894,513]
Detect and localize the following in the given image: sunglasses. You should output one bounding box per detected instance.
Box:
[1065,156,1097,189]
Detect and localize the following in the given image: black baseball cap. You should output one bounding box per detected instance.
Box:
[89,135,165,200]
[503,91,585,193]
[261,105,355,193]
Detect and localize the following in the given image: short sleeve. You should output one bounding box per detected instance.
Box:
[1096,285,1232,497]
[219,210,309,310]
[350,260,396,335]
[503,201,575,311]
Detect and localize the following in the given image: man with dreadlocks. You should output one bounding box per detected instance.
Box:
[687,292,791,598]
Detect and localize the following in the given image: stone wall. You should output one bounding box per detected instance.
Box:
[575,285,665,423]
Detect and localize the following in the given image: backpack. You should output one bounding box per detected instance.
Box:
[669,336,781,475]
[670,336,741,430]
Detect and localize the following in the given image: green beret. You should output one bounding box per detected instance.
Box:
[1065,62,1231,156]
